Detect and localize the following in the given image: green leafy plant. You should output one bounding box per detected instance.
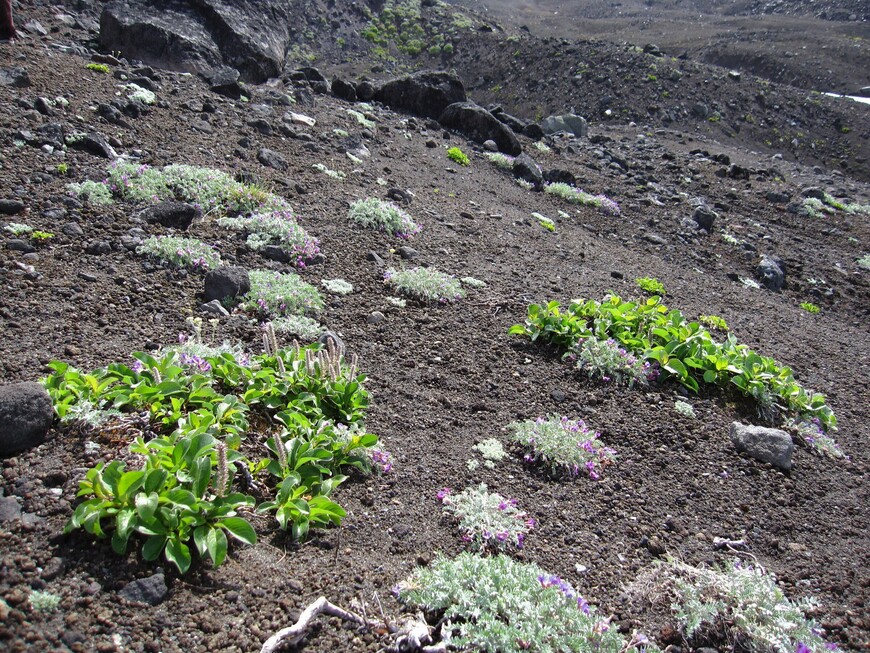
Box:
[508,415,616,479]
[645,557,832,653]
[437,484,534,551]
[446,146,470,166]
[240,269,324,318]
[385,267,465,303]
[348,197,421,238]
[699,315,728,331]
[397,552,647,653]
[86,62,110,73]
[532,212,556,232]
[56,162,69,175]
[509,295,837,436]
[636,277,666,296]
[800,302,820,314]
[137,236,221,271]
[30,230,54,243]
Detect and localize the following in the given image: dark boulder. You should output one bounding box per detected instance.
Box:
[756,254,786,291]
[99,0,292,83]
[439,102,521,156]
[137,201,201,230]
[204,266,250,302]
[0,382,54,456]
[66,132,117,159]
[512,153,544,189]
[544,169,576,186]
[374,71,466,120]
[207,67,243,99]
[523,123,545,140]
[331,78,356,102]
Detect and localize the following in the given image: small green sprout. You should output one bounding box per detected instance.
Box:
[699,315,728,331]
[86,63,110,74]
[446,146,470,166]
[29,590,62,613]
[31,230,55,242]
[56,163,69,175]
[532,212,555,232]
[636,277,666,295]
[800,302,820,314]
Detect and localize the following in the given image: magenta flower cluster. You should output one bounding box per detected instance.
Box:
[370,449,393,474]
[438,484,535,551]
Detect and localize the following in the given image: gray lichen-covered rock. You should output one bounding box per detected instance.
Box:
[756,254,786,291]
[0,382,54,456]
[540,113,588,138]
[729,422,794,470]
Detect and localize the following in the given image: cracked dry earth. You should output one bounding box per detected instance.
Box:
[1,7,869,653]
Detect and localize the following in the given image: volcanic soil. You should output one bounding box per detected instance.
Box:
[1,4,869,653]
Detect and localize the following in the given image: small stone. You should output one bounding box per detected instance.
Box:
[318,331,345,354]
[425,139,437,148]
[7,239,36,253]
[729,422,794,470]
[550,389,566,403]
[78,272,98,282]
[257,148,288,170]
[397,246,419,260]
[0,496,22,522]
[692,205,717,231]
[62,222,84,236]
[200,300,230,316]
[119,574,167,606]
[67,132,117,159]
[366,251,384,265]
[483,139,498,152]
[756,254,785,291]
[0,382,54,456]
[367,311,386,325]
[610,271,624,279]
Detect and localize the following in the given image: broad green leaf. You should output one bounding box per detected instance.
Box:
[207,527,228,567]
[142,534,167,561]
[116,471,145,500]
[165,537,192,574]
[218,517,257,546]
[135,492,159,522]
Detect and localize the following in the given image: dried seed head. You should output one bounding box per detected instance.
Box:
[273,433,288,470]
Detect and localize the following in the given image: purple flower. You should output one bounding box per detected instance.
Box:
[517,532,525,548]
[131,359,145,373]
[437,487,452,502]
[795,644,811,653]
[576,595,590,614]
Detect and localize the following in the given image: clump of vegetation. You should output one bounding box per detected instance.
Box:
[348,198,421,238]
[446,146,470,166]
[472,439,507,468]
[858,254,870,271]
[218,211,319,267]
[438,484,534,551]
[66,179,113,205]
[240,269,324,318]
[385,267,465,304]
[636,557,832,653]
[800,302,820,314]
[29,590,62,613]
[270,315,324,341]
[312,163,346,180]
[636,277,666,296]
[3,222,32,236]
[571,337,653,387]
[137,236,221,271]
[674,400,696,419]
[486,152,515,170]
[460,276,486,288]
[397,552,642,653]
[508,415,616,479]
[532,212,556,232]
[510,294,838,440]
[699,315,728,331]
[85,62,110,73]
[544,182,621,216]
[346,108,375,129]
[321,278,353,295]
[46,339,378,572]
[126,83,156,105]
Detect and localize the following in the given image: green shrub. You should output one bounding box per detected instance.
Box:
[636,277,666,296]
[86,63,110,74]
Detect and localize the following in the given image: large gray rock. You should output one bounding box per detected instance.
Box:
[439,102,522,156]
[374,71,466,120]
[729,422,794,470]
[540,114,588,138]
[100,0,292,83]
[0,382,54,456]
